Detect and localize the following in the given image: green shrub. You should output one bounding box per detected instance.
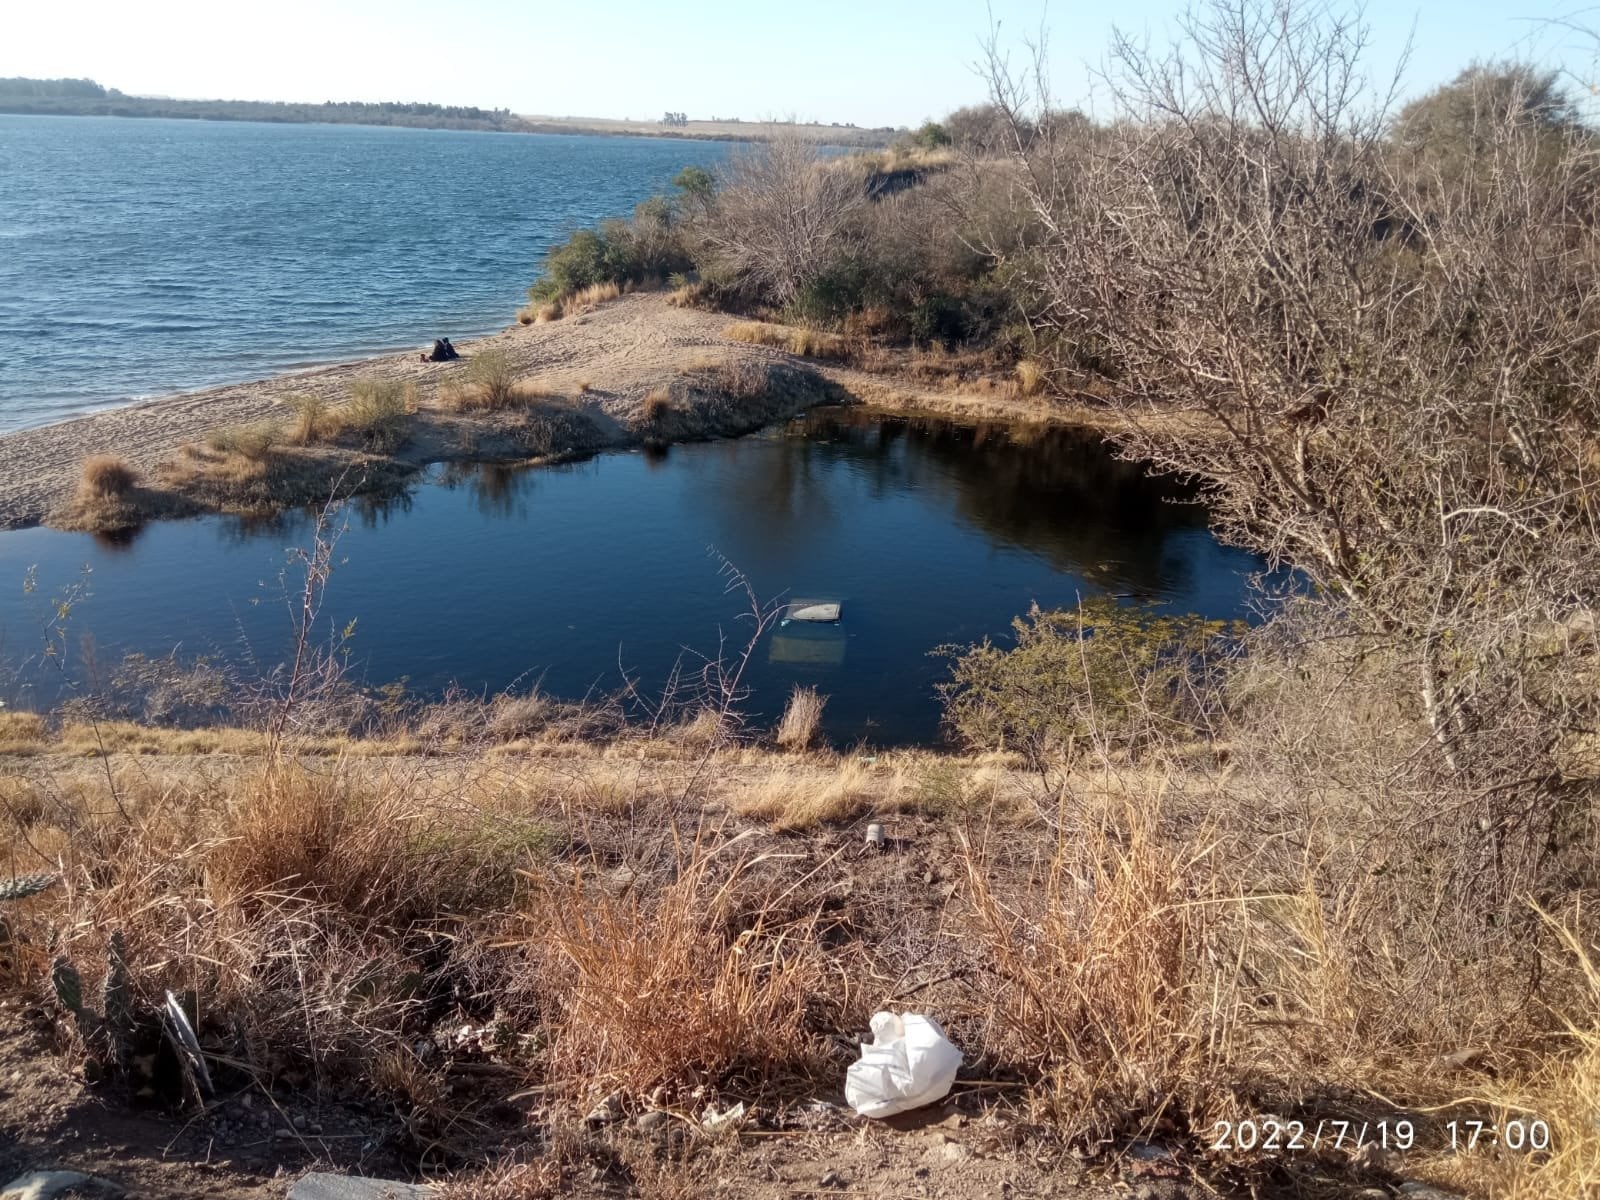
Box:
[673,164,716,206]
[528,229,614,303]
[938,598,1240,765]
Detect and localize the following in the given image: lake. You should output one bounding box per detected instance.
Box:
[0,115,730,432]
[0,408,1262,745]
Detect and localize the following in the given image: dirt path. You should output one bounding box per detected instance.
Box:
[0,294,1097,532]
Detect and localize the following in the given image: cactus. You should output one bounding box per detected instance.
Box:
[0,873,57,902]
[51,955,85,1018]
[102,932,134,1069]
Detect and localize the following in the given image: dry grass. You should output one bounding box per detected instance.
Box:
[330,378,415,452]
[0,711,47,755]
[774,685,826,750]
[160,440,415,515]
[520,281,623,325]
[467,350,518,409]
[4,628,1597,1196]
[206,421,282,460]
[283,393,332,445]
[732,759,876,830]
[959,789,1237,1140]
[640,386,673,423]
[77,454,136,500]
[520,844,830,1100]
[666,281,711,308]
[1015,359,1046,396]
[724,320,849,361]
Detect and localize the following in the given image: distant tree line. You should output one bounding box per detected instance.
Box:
[0,77,532,132]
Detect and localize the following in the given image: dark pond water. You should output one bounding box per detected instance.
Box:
[0,410,1264,745]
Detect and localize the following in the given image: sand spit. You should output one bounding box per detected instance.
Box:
[0,294,1090,532]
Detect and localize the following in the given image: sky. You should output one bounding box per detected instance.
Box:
[2,0,1595,129]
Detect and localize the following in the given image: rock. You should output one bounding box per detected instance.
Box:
[1,1174,124,1200]
[819,1169,845,1188]
[1399,1184,1465,1200]
[635,1110,670,1131]
[584,1092,624,1126]
[700,1100,746,1133]
[287,1174,438,1200]
[940,1140,970,1163]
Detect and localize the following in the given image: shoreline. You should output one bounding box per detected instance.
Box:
[2,107,894,147]
[0,293,1107,534]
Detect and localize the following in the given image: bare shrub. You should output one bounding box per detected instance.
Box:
[700,134,866,304]
[982,1,1600,937]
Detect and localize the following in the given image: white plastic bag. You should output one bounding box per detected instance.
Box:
[845,1011,962,1118]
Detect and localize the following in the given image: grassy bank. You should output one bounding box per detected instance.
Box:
[2,593,1597,1196]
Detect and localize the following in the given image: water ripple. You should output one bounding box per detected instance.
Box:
[0,115,731,433]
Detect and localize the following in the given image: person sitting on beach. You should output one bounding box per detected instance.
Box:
[425,338,460,363]
[441,337,459,360]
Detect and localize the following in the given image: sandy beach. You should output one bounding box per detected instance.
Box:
[0,293,1085,532]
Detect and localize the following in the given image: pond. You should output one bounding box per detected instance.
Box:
[0,409,1265,745]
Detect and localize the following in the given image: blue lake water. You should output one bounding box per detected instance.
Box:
[0,409,1263,745]
[0,115,729,432]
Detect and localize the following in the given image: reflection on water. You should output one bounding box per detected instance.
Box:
[0,408,1264,744]
[772,410,1208,597]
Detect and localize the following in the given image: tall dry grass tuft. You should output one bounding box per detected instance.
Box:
[640,386,673,423]
[77,454,136,500]
[1014,360,1045,397]
[333,378,414,451]
[207,422,283,460]
[774,685,825,750]
[520,282,621,325]
[1464,914,1600,1198]
[283,393,331,445]
[467,349,518,409]
[521,844,829,1099]
[959,788,1239,1141]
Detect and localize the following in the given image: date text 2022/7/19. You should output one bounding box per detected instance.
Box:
[1210,1118,1552,1154]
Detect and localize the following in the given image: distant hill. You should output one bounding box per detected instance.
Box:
[0,78,899,144]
